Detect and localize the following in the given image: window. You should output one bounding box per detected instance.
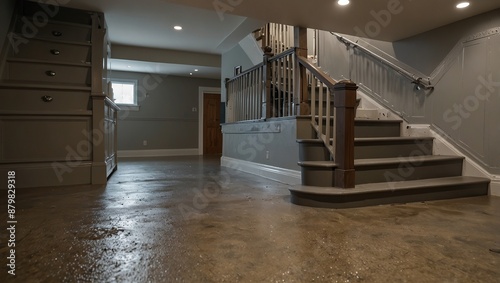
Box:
[111,80,137,106]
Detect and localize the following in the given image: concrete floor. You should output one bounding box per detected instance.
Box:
[1,156,499,282]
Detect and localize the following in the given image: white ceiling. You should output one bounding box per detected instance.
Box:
[52,0,500,78]
[163,0,500,41]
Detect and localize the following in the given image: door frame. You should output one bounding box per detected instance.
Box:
[198,87,221,155]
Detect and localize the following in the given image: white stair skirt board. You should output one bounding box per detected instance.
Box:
[118,149,199,158]
[221,157,301,186]
[356,89,499,197]
[429,129,500,197]
[393,125,499,197]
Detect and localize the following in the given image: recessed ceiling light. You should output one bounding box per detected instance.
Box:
[190,73,193,76]
[174,25,183,31]
[194,69,199,72]
[456,2,470,8]
[338,0,350,6]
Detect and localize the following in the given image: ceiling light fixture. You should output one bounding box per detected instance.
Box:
[194,69,199,72]
[456,2,470,8]
[190,73,193,76]
[338,0,350,6]
[174,25,183,31]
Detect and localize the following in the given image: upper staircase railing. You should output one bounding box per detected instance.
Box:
[263,23,295,55]
[226,27,357,188]
[331,32,434,90]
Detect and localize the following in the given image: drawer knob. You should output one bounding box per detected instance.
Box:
[50,49,61,55]
[41,96,53,103]
[52,31,62,37]
[46,71,56,77]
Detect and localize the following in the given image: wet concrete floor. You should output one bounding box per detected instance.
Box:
[1,156,499,282]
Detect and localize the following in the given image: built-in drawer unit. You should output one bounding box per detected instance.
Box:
[3,61,91,86]
[0,116,92,163]
[10,37,91,64]
[15,21,92,43]
[0,88,90,113]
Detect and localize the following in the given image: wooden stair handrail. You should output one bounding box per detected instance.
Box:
[297,54,356,188]
[296,55,337,89]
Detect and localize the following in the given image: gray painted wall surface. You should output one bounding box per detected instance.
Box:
[111,71,219,151]
[221,44,254,104]
[318,10,500,174]
[0,0,16,56]
[222,119,300,171]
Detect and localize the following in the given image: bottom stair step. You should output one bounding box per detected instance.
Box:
[289,176,490,209]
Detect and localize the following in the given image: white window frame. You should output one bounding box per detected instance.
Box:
[110,79,140,111]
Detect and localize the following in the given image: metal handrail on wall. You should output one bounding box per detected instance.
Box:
[331,32,434,90]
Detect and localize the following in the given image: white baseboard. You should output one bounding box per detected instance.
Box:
[118,148,199,158]
[221,156,301,185]
[490,181,500,197]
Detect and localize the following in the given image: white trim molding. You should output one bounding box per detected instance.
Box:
[221,156,301,185]
[198,87,222,155]
[356,90,499,197]
[429,129,500,197]
[118,149,199,158]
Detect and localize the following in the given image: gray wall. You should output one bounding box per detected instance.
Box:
[318,9,500,175]
[0,0,16,56]
[221,44,254,104]
[111,71,219,151]
[222,118,300,171]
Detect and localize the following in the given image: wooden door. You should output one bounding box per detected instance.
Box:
[203,93,222,155]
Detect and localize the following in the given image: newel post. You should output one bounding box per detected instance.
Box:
[262,54,272,119]
[294,26,309,115]
[333,80,357,188]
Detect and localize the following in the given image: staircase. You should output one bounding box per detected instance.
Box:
[227,25,491,208]
[290,115,490,208]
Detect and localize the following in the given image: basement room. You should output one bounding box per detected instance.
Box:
[0,0,499,282]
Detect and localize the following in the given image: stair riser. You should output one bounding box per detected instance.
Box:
[298,142,330,162]
[354,123,401,138]
[299,139,434,161]
[355,140,433,159]
[290,182,489,209]
[300,159,463,187]
[300,167,335,187]
[355,160,463,185]
[318,122,401,138]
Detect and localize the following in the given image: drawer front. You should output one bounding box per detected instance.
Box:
[15,22,91,43]
[5,61,91,86]
[0,116,92,163]
[0,88,90,112]
[11,39,91,64]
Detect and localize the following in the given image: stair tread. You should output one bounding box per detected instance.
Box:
[299,155,463,168]
[298,136,434,143]
[356,155,464,166]
[355,136,434,142]
[290,176,490,196]
[354,119,403,123]
[296,116,403,123]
